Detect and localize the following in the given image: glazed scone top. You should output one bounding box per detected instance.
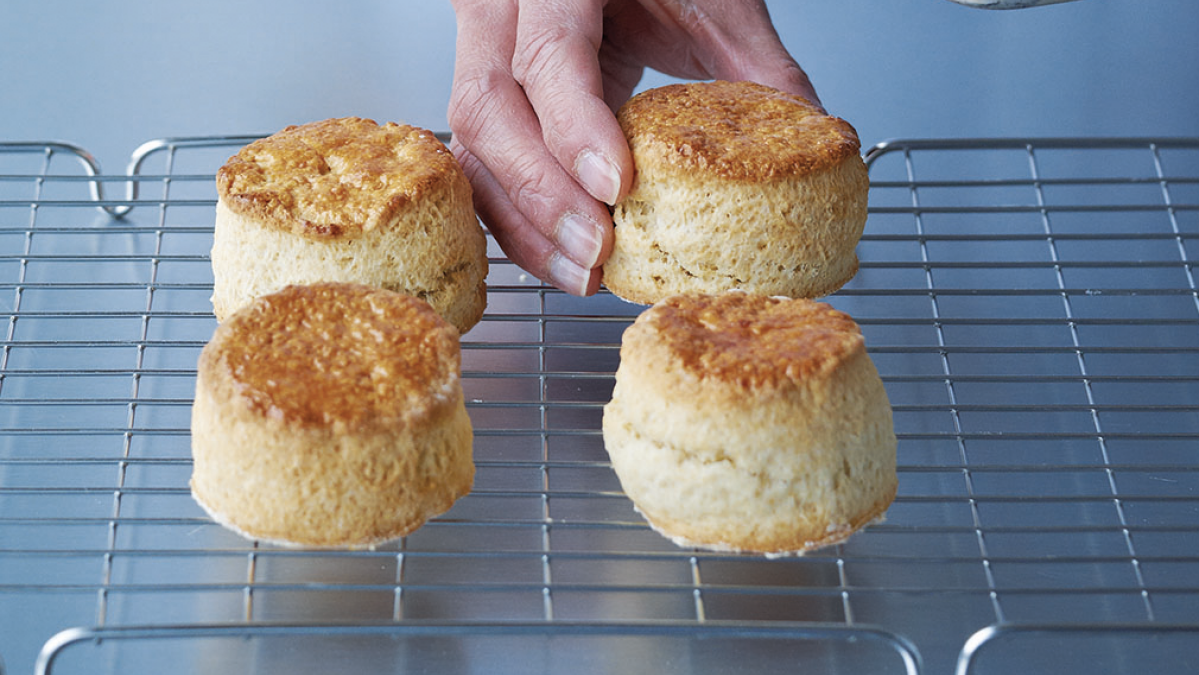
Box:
[199,282,461,432]
[624,292,866,394]
[216,117,464,239]
[617,80,861,182]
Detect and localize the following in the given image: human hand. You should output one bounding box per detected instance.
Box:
[447,0,819,295]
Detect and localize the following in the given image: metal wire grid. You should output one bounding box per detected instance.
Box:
[0,137,1196,675]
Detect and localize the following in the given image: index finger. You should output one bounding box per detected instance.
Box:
[511,0,634,207]
[447,0,613,293]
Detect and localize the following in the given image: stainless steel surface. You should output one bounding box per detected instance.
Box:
[1,136,1197,674]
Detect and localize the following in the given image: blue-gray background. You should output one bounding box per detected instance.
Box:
[2,0,1196,171]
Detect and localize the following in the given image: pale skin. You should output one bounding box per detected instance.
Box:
[447,0,821,296]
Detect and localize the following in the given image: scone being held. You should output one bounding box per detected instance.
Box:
[212,117,488,334]
[190,282,474,548]
[602,292,896,556]
[604,81,869,305]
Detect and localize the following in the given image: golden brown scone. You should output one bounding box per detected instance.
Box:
[603,81,869,305]
[602,292,896,556]
[212,117,488,334]
[190,282,474,548]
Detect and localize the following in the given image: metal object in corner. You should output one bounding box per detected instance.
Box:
[945,0,1082,9]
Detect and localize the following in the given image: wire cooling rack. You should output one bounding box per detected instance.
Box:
[0,136,1196,675]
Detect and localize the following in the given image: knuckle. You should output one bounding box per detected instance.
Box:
[506,156,556,226]
[511,23,575,86]
[447,67,509,141]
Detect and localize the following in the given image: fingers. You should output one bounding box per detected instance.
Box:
[512,0,634,206]
[682,0,823,107]
[704,0,822,107]
[608,0,823,109]
[447,0,821,297]
[448,0,615,295]
[452,139,602,296]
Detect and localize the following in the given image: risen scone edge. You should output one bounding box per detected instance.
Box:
[602,292,897,555]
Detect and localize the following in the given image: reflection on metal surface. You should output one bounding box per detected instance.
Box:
[956,623,1199,675]
[37,622,922,675]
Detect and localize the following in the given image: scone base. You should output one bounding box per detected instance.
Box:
[635,482,896,558]
[189,484,445,550]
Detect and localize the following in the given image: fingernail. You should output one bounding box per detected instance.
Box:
[547,252,591,296]
[575,149,622,206]
[555,213,603,269]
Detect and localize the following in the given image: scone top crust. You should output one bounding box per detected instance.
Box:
[216,117,464,239]
[626,292,865,394]
[617,80,861,182]
[200,282,461,432]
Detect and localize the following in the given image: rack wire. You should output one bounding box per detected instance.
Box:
[0,136,1196,675]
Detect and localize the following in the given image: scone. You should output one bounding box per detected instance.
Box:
[602,292,896,555]
[603,81,869,305]
[212,116,488,334]
[190,282,474,548]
